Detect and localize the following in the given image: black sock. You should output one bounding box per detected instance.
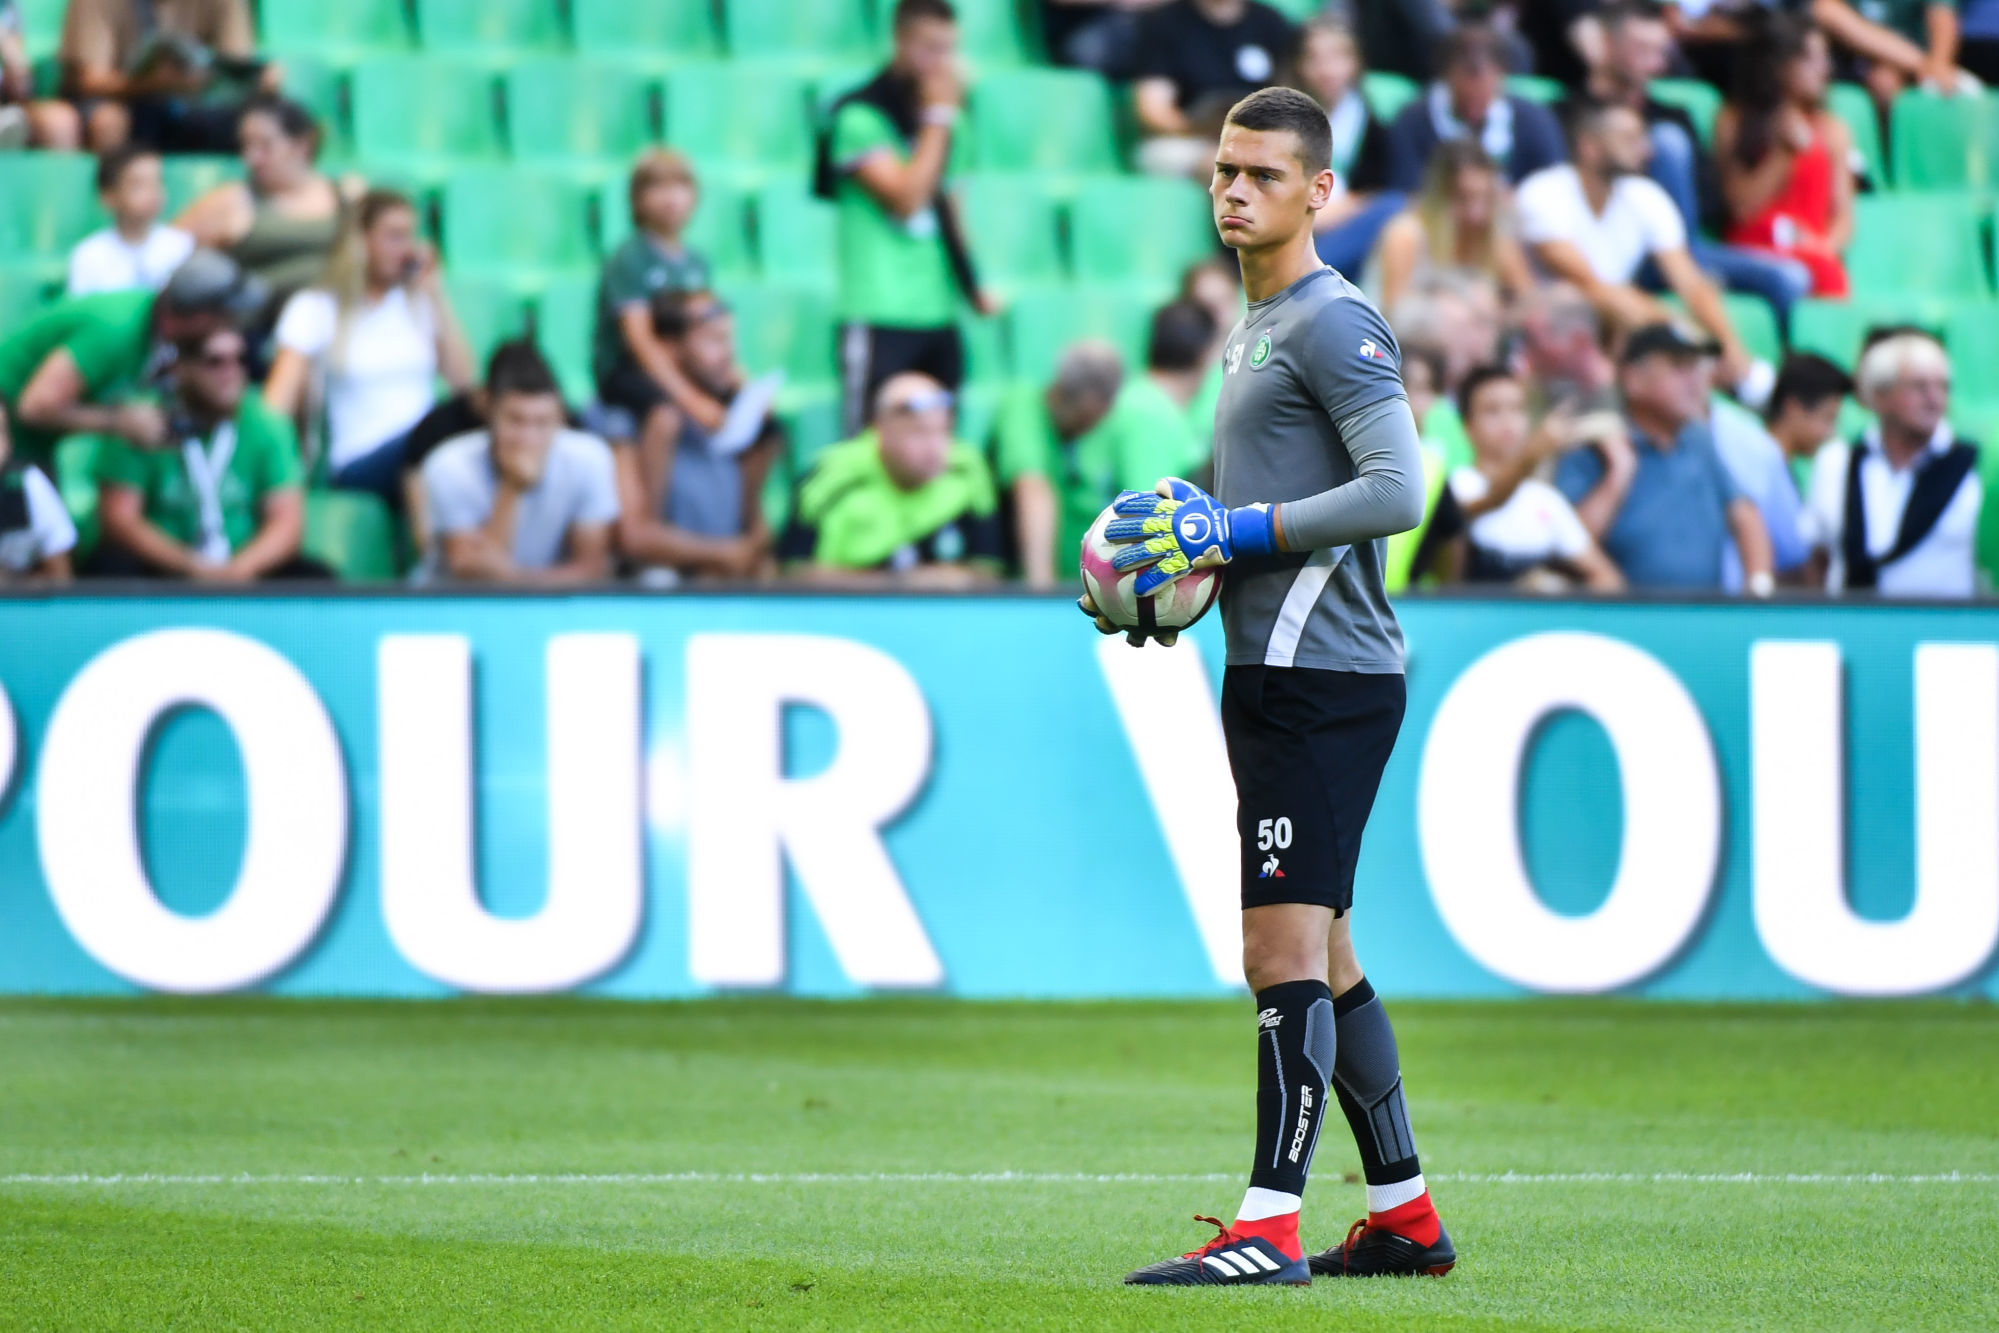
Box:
[1330,978,1422,1189]
[1246,979,1336,1199]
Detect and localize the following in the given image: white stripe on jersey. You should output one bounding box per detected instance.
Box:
[1264,546,1347,667]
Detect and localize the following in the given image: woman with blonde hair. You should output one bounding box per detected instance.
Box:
[1368,139,1534,314]
[265,188,474,502]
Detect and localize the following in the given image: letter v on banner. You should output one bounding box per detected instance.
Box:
[1094,638,1242,988]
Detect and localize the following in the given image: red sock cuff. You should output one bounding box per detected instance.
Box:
[1230,1211,1302,1261]
[1369,1193,1440,1246]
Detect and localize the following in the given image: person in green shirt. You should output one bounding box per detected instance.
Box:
[0,248,266,468]
[1001,300,1215,586]
[779,371,1002,586]
[95,325,316,581]
[991,342,1123,586]
[816,0,990,433]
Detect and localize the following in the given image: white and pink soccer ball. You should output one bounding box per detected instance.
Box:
[1079,501,1223,636]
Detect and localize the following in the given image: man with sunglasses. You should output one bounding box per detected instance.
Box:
[778,370,1002,587]
[93,324,319,580]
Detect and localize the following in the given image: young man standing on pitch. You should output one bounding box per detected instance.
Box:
[1086,85,1453,1286]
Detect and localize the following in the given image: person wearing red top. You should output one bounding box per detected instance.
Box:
[1716,14,1855,298]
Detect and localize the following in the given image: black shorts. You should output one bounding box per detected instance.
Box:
[839,322,964,434]
[598,359,670,423]
[1221,665,1407,914]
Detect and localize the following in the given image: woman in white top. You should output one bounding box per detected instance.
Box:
[265,189,474,501]
[1369,139,1535,315]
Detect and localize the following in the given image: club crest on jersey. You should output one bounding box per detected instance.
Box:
[1358,338,1389,362]
[1249,332,1273,369]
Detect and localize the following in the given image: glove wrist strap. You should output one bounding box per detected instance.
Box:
[1227,503,1279,558]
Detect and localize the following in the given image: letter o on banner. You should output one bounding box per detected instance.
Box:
[37,629,348,993]
[1418,632,1721,993]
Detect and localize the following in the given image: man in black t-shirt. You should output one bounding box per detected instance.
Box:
[1132,0,1293,176]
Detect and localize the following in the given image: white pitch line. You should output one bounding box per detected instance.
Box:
[0,1171,1994,1187]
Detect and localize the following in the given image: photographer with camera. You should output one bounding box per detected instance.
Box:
[93,323,323,581]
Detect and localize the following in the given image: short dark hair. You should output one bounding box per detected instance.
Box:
[1147,300,1215,374]
[1401,340,1447,393]
[1224,85,1333,174]
[238,93,322,160]
[650,288,721,340]
[1767,353,1854,421]
[95,144,156,194]
[485,338,562,401]
[1599,0,1668,32]
[1440,22,1509,72]
[1565,95,1636,143]
[1456,363,1518,419]
[893,0,955,29]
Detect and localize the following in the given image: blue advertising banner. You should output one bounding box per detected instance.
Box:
[0,593,1994,1000]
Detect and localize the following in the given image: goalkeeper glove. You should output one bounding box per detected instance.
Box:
[1102,477,1278,596]
[1077,589,1178,648]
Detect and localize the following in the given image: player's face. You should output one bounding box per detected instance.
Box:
[1467,378,1529,461]
[1211,126,1333,251]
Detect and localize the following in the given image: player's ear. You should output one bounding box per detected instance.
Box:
[1308,168,1337,211]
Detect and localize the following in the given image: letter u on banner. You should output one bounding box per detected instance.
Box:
[1751,641,1999,995]
[378,634,642,993]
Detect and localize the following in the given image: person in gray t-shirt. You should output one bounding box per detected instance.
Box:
[422,343,618,585]
[1106,89,1454,1292]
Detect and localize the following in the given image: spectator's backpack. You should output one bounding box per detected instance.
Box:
[812,70,982,305]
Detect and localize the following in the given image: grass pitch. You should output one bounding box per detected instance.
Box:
[2,997,1995,1331]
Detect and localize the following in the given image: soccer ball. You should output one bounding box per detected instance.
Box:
[1079,502,1223,637]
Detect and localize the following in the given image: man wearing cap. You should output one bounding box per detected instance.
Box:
[0,249,264,469]
[1555,322,1775,592]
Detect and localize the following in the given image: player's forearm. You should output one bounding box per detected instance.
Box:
[1271,396,1425,551]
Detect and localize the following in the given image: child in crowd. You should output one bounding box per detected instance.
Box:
[67,146,196,296]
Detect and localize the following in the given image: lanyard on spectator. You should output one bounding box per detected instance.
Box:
[181,423,237,565]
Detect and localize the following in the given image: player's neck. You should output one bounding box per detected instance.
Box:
[1236,232,1324,304]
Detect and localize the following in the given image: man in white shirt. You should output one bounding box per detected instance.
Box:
[422,343,618,586]
[1803,330,1982,597]
[66,146,195,297]
[1515,100,1758,395]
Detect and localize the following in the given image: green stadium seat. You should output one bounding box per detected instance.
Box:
[777,382,844,465]
[0,267,57,325]
[352,58,504,180]
[971,68,1118,177]
[1005,283,1155,382]
[441,167,596,293]
[1846,194,1988,297]
[1260,0,1330,17]
[53,433,105,554]
[955,175,1063,290]
[532,276,598,406]
[0,153,104,277]
[302,490,399,582]
[1790,296,1947,368]
[413,0,566,60]
[1650,78,1721,146]
[1505,75,1565,105]
[957,379,1001,450]
[506,60,659,174]
[720,280,839,387]
[1945,301,1999,377]
[751,179,839,287]
[446,275,533,369]
[159,155,243,218]
[1362,72,1418,122]
[599,174,757,281]
[724,0,873,66]
[1827,82,1887,187]
[1890,92,1988,191]
[572,0,720,68]
[664,63,816,186]
[1069,175,1214,289]
[17,0,62,58]
[260,0,412,60]
[960,310,1007,388]
[1725,294,1783,366]
[868,0,1031,64]
[280,56,351,157]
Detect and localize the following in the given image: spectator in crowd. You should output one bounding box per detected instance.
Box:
[1291,18,1402,276]
[1802,330,1980,596]
[95,325,319,581]
[995,340,1123,587]
[591,150,716,461]
[1042,0,1166,79]
[263,188,474,505]
[1385,21,1567,192]
[0,403,76,582]
[1447,364,1624,589]
[1556,322,1774,591]
[421,341,616,586]
[0,249,264,470]
[1353,0,1460,81]
[1516,100,1761,396]
[1517,281,1620,413]
[1,0,81,147]
[1764,351,1853,463]
[1369,139,1534,313]
[67,146,193,296]
[1959,0,1999,82]
[1566,2,1815,330]
[781,371,1003,585]
[1819,0,1974,106]
[816,0,988,433]
[58,0,275,152]
[176,96,345,320]
[614,290,781,586]
[1703,350,1814,584]
[1132,0,1293,176]
[1389,270,1505,407]
[1519,0,1608,87]
[1716,15,1853,300]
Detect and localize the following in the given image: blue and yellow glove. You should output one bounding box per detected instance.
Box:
[1103,477,1279,596]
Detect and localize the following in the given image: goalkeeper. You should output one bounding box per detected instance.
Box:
[1089,86,1451,1287]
